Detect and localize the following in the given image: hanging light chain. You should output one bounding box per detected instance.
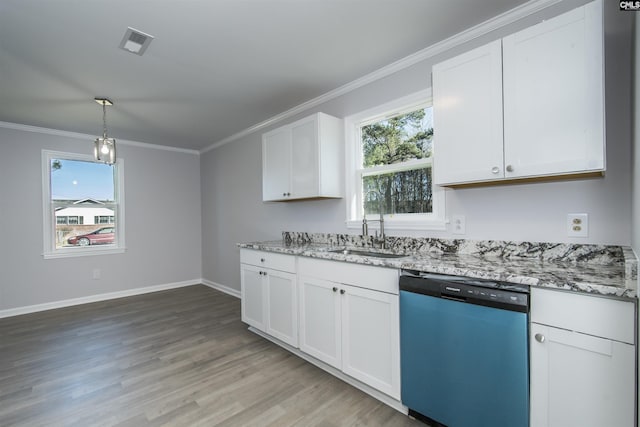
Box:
[102,101,108,140]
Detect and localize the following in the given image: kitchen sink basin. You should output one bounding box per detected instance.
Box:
[328,248,408,259]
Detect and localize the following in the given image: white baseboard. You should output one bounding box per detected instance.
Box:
[201,279,241,299]
[0,279,201,319]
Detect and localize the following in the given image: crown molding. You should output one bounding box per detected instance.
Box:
[0,121,200,155]
[201,0,563,154]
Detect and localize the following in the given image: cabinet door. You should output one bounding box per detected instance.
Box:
[265,269,298,347]
[298,276,341,369]
[341,285,400,399]
[503,1,604,178]
[240,264,266,331]
[290,118,318,199]
[530,323,635,427]
[262,128,291,201]
[433,40,504,185]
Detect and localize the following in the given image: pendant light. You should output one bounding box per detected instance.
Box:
[93,97,116,165]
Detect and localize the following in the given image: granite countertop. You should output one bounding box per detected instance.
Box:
[239,233,639,300]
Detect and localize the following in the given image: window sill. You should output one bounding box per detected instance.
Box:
[346,218,447,232]
[43,246,126,259]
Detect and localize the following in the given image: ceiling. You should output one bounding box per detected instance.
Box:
[0,0,529,152]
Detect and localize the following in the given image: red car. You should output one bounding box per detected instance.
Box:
[67,227,115,246]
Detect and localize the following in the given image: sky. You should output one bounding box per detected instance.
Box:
[51,159,115,201]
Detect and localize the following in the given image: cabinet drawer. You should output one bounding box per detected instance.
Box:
[531,288,635,344]
[298,257,398,295]
[240,249,296,273]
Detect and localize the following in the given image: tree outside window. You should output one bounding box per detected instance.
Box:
[360,106,434,217]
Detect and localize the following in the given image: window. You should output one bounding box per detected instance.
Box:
[95,215,115,224]
[42,150,125,258]
[345,90,445,230]
[56,215,84,225]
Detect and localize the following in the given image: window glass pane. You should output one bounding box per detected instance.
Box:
[50,158,117,249]
[51,159,114,201]
[363,167,433,215]
[361,107,433,168]
[360,105,434,216]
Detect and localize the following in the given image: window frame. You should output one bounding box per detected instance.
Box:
[344,89,446,231]
[42,150,126,259]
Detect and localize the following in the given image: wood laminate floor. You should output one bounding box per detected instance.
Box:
[0,285,424,427]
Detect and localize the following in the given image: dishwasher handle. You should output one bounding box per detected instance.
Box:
[442,285,467,302]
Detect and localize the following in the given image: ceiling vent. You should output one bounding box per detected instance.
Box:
[119,27,154,56]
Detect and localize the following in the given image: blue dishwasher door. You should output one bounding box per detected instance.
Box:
[400,290,529,427]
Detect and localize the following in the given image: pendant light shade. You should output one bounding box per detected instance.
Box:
[94,98,116,165]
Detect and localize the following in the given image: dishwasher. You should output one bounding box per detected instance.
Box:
[399,270,530,427]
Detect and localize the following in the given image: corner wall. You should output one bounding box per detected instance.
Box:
[633,13,640,270]
[0,126,202,312]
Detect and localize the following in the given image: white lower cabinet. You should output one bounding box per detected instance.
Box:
[240,264,267,331]
[340,282,399,397]
[530,288,636,427]
[298,258,400,399]
[298,276,341,368]
[240,249,298,347]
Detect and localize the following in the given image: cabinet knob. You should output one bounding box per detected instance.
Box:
[491,166,500,174]
[260,258,265,263]
[340,289,346,295]
[535,333,545,343]
[283,192,287,197]
[287,192,291,196]
[506,164,514,173]
[332,287,338,292]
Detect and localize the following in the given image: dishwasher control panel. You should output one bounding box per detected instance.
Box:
[400,270,529,312]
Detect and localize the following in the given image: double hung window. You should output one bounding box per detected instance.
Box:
[345,90,445,230]
[42,150,125,258]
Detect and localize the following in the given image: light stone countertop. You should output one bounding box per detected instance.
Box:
[239,237,638,300]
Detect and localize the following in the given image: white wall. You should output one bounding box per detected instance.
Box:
[201,1,635,292]
[0,126,202,312]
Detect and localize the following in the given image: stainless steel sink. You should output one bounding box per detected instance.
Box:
[328,248,408,259]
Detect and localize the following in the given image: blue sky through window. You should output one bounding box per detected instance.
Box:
[51,159,115,201]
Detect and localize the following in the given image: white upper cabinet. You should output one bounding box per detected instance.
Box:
[433,0,604,186]
[433,40,504,184]
[262,112,343,201]
[262,129,291,201]
[502,1,604,179]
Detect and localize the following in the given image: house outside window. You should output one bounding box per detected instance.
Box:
[42,150,125,258]
[345,89,445,231]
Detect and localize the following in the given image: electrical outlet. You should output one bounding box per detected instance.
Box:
[567,213,588,237]
[452,215,466,235]
[93,268,101,280]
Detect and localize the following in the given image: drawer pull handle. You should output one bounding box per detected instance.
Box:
[535,333,545,343]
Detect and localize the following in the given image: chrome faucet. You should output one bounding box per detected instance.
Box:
[362,190,385,249]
